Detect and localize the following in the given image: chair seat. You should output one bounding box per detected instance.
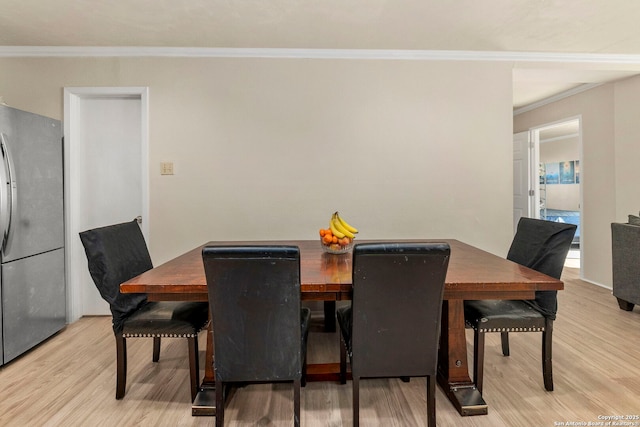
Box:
[464,299,547,332]
[122,301,209,338]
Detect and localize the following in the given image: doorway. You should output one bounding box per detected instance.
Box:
[64,87,149,322]
[534,118,582,269]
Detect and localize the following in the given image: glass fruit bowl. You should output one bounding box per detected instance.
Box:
[320,236,355,254]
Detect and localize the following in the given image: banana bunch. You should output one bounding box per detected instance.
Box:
[320,211,359,250]
[329,211,358,239]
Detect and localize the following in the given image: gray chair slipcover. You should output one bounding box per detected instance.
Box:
[464,217,576,393]
[79,219,209,401]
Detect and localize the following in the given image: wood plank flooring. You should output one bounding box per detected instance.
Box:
[1,267,640,426]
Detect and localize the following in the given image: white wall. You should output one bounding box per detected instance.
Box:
[614,76,640,221]
[514,80,640,288]
[0,56,514,265]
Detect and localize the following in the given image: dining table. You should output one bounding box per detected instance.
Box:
[120,239,564,417]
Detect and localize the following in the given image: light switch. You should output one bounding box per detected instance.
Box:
[160,162,174,175]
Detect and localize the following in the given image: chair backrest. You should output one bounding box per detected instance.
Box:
[611,222,640,302]
[202,245,303,383]
[507,217,577,319]
[350,242,450,379]
[79,219,152,332]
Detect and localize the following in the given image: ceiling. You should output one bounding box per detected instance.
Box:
[2,0,640,109]
[539,119,580,142]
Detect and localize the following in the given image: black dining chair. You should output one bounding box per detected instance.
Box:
[79,219,209,401]
[336,242,450,427]
[464,217,576,393]
[202,245,311,427]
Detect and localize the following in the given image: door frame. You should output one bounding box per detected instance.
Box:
[526,115,583,271]
[63,87,149,323]
[529,116,582,216]
[513,130,535,232]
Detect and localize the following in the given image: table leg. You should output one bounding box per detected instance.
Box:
[437,299,487,416]
[192,315,216,416]
[323,301,336,332]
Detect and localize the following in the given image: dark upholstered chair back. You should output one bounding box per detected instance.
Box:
[507,218,576,319]
[350,242,450,379]
[79,219,152,333]
[202,245,303,382]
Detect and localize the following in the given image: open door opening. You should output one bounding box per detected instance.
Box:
[514,117,582,271]
[535,118,581,269]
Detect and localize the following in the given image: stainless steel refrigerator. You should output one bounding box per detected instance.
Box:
[0,104,66,366]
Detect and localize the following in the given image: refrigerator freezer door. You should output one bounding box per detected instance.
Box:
[2,248,66,363]
[0,133,16,254]
[0,107,15,259]
[0,107,63,262]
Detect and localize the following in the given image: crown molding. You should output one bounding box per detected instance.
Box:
[513,83,604,116]
[2,46,640,63]
[3,46,637,113]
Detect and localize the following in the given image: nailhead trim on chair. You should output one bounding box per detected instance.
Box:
[122,332,200,338]
[122,322,208,339]
[466,323,546,333]
[476,326,545,332]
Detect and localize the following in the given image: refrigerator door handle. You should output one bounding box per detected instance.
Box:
[0,133,10,251]
[0,132,17,254]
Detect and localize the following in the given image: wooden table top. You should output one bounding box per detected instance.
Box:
[120,239,563,301]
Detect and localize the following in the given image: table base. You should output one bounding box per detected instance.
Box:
[192,386,216,416]
[440,382,488,416]
[192,369,488,417]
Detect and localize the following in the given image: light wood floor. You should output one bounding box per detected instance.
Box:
[2,268,640,426]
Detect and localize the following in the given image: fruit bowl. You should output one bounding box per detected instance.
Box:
[319,211,359,254]
[320,236,354,255]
